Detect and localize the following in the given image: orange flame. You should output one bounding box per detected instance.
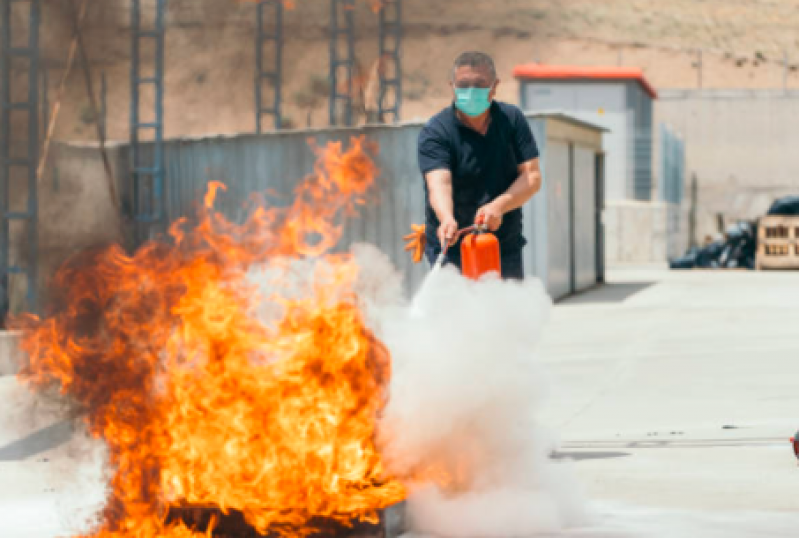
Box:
[12,137,406,537]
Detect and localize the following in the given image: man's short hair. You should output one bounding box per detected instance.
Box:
[451,51,497,81]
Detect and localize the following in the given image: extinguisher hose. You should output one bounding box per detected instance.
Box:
[433,224,482,272]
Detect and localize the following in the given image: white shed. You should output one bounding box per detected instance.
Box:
[514,65,657,203]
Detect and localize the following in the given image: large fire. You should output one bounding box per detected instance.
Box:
[12,137,407,537]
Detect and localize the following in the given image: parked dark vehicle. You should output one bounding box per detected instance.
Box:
[670,221,757,270]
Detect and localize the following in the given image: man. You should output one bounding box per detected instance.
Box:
[417,51,542,279]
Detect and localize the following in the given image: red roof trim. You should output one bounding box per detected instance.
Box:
[512,65,658,99]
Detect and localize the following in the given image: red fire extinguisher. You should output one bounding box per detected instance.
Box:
[460,221,501,280]
[429,217,502,279]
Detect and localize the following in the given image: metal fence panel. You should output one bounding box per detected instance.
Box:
[659,124,686,205]
[119,115,600,298]
[128,125,428,294]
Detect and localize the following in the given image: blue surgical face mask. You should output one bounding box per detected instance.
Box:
[454,87,492,117]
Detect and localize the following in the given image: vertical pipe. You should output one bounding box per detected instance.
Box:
[377,3,386,122]
[255,1,263,134]
[27,0,40,310]
[154,0,165,225]
[328,0,337,125]
[0,0,10,319]
[344,0,353,126]
[784,50,788,93]
[697,49,702,89]
[274,0,282,129]
[130,0,140,238]
[100,71,107,141]
[41,65,48,146]
[395,0,403,121]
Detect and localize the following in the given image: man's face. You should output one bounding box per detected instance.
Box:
[450,65,498,102]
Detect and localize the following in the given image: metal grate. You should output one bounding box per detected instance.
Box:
[255,0,283,133]
[0,0,40,317]
[658,124,685,205]
[329,0,355,127]
[377,0,402,123]
[130,0,166,245]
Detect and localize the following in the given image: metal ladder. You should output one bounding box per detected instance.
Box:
[255,0,283,133]
[378,0,402,123]
[130,0,166,245]
[0,0,40,317]
[329,0,355,127]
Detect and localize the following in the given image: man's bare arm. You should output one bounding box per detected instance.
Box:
[476,158,542,231]
[494,157,542,212]
[424,169,459,245]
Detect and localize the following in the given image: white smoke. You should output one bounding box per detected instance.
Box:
[349,244,589,537]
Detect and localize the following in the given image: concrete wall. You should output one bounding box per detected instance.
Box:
[7,143,125,315]
[0,331,21,376]
[656,89,799,242]
[605,200,689,265]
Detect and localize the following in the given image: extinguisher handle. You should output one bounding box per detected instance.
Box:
[474,214,488,233]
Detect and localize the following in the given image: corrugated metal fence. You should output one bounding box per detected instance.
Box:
[122,120,549,294]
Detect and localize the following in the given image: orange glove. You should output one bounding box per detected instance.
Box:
[403,224,426,264]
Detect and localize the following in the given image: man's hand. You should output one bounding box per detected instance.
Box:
[476,201,504,232]
[438,216,459,247]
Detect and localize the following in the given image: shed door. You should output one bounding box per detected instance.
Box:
[546,141,572,300]
[573,146,598,291]
[596,153,606,283]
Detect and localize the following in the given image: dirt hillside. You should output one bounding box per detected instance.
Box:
[9,0,799,141]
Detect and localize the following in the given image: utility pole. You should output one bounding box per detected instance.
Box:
[783,50,789,93]
[696,49,703,89]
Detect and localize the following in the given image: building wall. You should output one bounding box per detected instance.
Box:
[656,89,799,242]
[5,143,126,315]
[604,200,689,265]
[520,81,630,201]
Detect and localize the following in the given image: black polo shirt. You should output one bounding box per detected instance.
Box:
[417,101,540,252]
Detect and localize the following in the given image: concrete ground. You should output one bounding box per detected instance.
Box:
[538,268,799,536]
[1,268,799,537]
